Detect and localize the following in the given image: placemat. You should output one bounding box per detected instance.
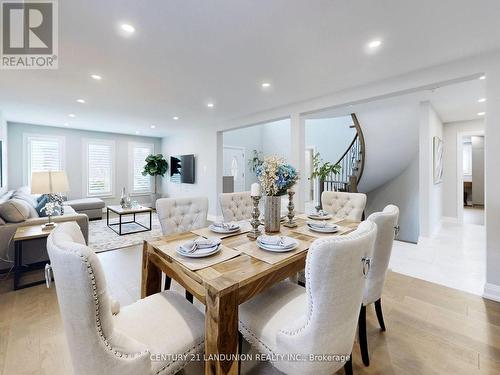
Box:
[191,221,252,239]
[154,237,241,271]
[232,237,310,265]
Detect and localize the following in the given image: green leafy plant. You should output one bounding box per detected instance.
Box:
[310,152,341,182]
[248,149,264,173]
[142,154,169,177]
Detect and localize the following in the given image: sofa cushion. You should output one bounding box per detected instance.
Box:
[0,190,14,204]
[64,198,105,211]
[0,199,31,222]
[0,216,5,225]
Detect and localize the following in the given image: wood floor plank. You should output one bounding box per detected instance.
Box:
[1,244,500,375]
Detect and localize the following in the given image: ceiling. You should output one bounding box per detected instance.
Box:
[0,0,498,136]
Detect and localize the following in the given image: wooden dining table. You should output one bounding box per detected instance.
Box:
[141,217,360,375]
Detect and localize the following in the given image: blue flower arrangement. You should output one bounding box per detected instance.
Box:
[256,155,299,196]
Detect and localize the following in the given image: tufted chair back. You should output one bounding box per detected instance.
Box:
[363,205,399,306]
[219,191,253,222]
[276,221,377,374]
[156,197,208,235]
[321,191,367,221]
[47,222,151,375]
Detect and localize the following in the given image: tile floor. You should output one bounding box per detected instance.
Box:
[390,221,485,296]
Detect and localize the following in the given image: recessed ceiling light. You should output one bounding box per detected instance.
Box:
[172,116,179,120]
[64,122,69,127]
[479,75,486,80]
[477,112,486,116]
[76,99,85,104]
[261,82,271,88]
[150,125,156,129]
[120,23,135,34]
[68,113,76,118]
[368,39,382,49]
[90,74,102,80]
[207,103,214,108]
[478,98,486,103]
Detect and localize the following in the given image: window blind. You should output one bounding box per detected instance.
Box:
[28,137,63,184]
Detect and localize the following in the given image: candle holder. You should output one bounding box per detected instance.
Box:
[284,190,297,228]
[247,195,262,240]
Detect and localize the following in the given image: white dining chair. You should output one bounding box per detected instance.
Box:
[358,205,399,366]
[156,196,209,300]
[46,222,205,375]
[321,191,367,221]
[219,191,253,222]
[238,221,377,375]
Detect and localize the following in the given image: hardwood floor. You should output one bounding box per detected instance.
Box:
[1,244,500,374]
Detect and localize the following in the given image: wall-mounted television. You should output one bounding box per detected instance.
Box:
[170,154,195,184]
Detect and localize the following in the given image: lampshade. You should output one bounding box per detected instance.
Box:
[31,171,70,194]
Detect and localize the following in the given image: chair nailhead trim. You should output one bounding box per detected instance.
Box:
[76,253,149,360]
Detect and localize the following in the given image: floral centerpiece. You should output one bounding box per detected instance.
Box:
[256,156,298,232]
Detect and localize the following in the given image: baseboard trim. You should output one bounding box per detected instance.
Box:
[483,283,500,302]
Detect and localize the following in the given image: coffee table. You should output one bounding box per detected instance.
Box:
[106,205,152,235]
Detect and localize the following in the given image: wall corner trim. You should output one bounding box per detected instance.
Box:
[483,283,500,302]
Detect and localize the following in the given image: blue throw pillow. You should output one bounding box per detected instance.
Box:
[36,196,49,217]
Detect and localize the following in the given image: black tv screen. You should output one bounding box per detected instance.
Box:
[170,154,195,184]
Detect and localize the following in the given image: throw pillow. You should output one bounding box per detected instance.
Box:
[36,196,49,217]
[0,199,30,223]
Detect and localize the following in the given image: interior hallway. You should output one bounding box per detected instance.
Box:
[390,222,485,296]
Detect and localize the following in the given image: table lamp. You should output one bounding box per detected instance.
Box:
[31,171,70,229]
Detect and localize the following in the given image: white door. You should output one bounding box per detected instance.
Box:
[223,146,246,192]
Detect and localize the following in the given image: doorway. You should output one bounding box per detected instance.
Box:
[223,146,246,192]
[457,132,485,225]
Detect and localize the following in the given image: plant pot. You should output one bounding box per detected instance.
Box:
[264,196,281,233]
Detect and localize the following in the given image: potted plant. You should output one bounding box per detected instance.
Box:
[248,149,264,173]
[256,155,298,232]
[310,152,341,207]
[142,154,169,207]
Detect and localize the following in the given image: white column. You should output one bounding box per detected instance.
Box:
[290,113,305,212]
[484,63,500,300]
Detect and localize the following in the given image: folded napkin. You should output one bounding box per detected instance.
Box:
[258,235,286,246]
[307,221,336,228]
[311,210,329,217]
[213,222,238,230]
[180,237,221,252]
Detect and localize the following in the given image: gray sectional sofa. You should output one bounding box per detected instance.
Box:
[0,188,89,270]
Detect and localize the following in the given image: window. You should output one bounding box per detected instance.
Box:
[24,134,65,185]
[83,139,115,197]
[129,142,154,194]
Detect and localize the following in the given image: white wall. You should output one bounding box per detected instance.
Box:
[366,155,419,243]
[7,122,162,206]
[221,119,291,191]
[419,101,443,237]
[161,127,219,218]
[305,116,355,164]
[442,119,484,219]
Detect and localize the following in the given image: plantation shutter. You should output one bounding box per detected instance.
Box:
[87,142,113,196]
[28,136,64,185]
[132,145,153,193]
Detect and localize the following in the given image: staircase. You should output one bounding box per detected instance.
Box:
[322,113,365,193]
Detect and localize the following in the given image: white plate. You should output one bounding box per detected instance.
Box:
[307,213,333,220]
[208,224,240,234]
[176,244,221,258]
[256,236,299,252]
[307,224,339,233]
